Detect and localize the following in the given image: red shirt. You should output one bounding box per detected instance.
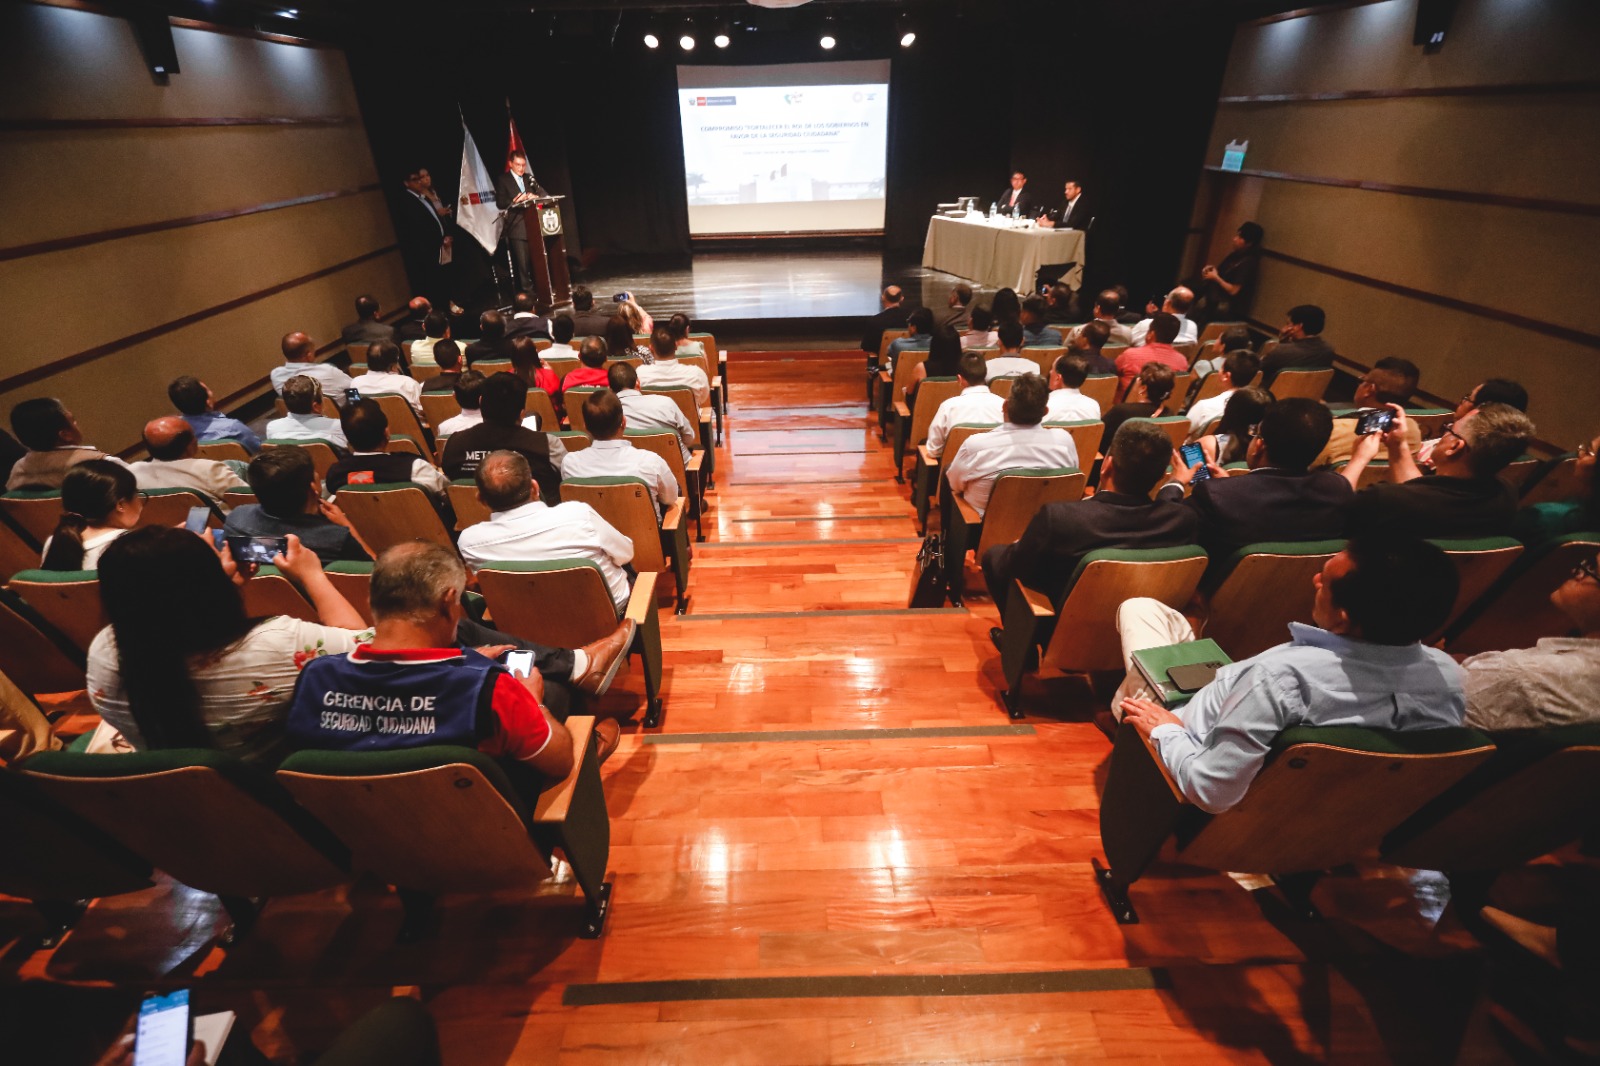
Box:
[532,366,561,396]
[1115,342,1188,396]
[562,366,610,391]
[348,646,552,763]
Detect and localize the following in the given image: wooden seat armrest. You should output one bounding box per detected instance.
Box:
[878,369,892,383]
[625,570,659,626]
[893,400,910,419]
[534,715,593,823]
[1014,581,1056,619]
[1133,725,1187,803]
[916,445,939,466]
[685,453,704,473]
[661,499,686,532]
[953,493,982,526]
[698,407,713,421]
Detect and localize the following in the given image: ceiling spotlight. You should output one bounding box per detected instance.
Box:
[714,32,730,48]
[896,13,916,47]
[819,33,836,49]
[643,32,660,48]
[679,33,696,50]
[899,31,916,47]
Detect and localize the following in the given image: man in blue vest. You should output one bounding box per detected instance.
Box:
[288,541,620,771]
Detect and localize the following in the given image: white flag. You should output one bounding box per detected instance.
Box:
[456,118,504,254]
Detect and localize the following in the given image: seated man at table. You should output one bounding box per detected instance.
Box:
[1115,538,1465,813]
[609,362,693,464]
[561,389,679,516]
[946,374,1078,519]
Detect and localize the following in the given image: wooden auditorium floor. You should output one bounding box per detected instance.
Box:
[5,357,1519,1064]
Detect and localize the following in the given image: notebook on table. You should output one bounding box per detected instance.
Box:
[1130,639,1232,708]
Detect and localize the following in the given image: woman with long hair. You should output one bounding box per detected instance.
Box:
[604,315,651,363]
[1199,387,1274,466]
[989,288,1021,326]
[508,335,561,397]
[87,526,368,762]
[40,459,142,570]
[907,324,965,410]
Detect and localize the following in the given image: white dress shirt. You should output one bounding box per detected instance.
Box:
[265,413,349,450]
[354,370,425,416]
[1066,318,1136,347]
[437,409,483,437]
[1130,315,1199,347]
[1045,387,1100,423]
[561,438,679,514]
[617,388,693,462]
[926,386,1006,459]
[271,361,353,400]
[458,499,634,611]
[544,342,580,361]
[962,330,998,350]
[637,361,711,408]
[131,457,246,509]
[945,422,1080,517]
[409,336,443,367]
[985,355,1038,382]
[1185,389,1235,437]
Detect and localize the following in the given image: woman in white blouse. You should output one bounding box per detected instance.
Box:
[39,459,143,570]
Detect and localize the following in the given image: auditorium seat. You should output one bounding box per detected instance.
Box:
[1162,373,1195,415]
[1020,346,1065,377]
[562,475,691,613]
[1203,540,1343,660]
[1518,451,1585,507]
[223,486,257,512]
[264,439,340,487]
[385,435,428,462]
[239,565,318,623]
[997,546,1209,718]
[625,429,705,541]
[640,384,706,451]
[893,376,961,482]
[1127,415,1190,452]
[477,562,663,727]
[0,489,64,546]
[323,560,374,626]
[1267,368,1335,401]
[333,483,454,554]
[364,393,432,446]
[20,747,352,943]
[419,392,458,431]
[946,467,1084,605]
[564,388,604,434]
[555,430,592,453]
[7,568,105,654]
[277,726,613,941]
[1196,321,1245,346]
[1406,408,1454,439]
[542,356,578,383]
[1172,341,1200,365]
[1043,419,1104,474]
[1442,531,1600,655]
[1077,375,1119,413]
[1426,536,1525,640]
[524,388,561,433]
[447,480,490,531]
[0,510,45,579]
[988,377,1016,399]
[136,487,223,530]
[1497,454,1543,494]
[913,423,998,533]
[1096,723,1494,923]
[195,439,253,463]
[881,350,930,441]
[0,587,87,697]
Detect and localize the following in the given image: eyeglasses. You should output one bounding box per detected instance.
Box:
[1579,441,1596,459]
[1441,426,1469,448]
[1573,556,1600,585]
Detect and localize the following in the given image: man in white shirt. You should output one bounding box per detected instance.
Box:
[1066,290,1136,348]
[271,331,352,402]
[1185,349,1261,439]
[1044,352,1102,424]
[436,370,487,438]
[1130,287,1200,347]
[561,389,679,515]
[544,314,580,362]
[353,340,425,417]
[637,327,711,408]
[926,353,1006,459]
[132,417,247,511]
[984,321,1038,382]
[459,450,635,612]
[266,375,349,451]
[946,374,1080,517]
[609,362,693,464]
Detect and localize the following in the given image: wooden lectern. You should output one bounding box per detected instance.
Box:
[520,194,571,306]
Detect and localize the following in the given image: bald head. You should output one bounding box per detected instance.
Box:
[1165,286,1195,315]
[408,296,431,317]
[282,331,315,361]
[144,415,196,461]
[475,450,535,512]
[882,285,904,308]
[370,541,468,630]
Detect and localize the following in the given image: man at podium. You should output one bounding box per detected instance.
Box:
[493,150,548,292]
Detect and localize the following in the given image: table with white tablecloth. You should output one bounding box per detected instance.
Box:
[921,214,1086,293]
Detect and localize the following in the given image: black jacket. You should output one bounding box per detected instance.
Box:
[1348,475,1517,542]
[1044,197,1091,230]
[441,422,561,503]
[996,186,1040,216]
[493,170,548,242]
[1161,467,1353,586]
[860,304,912,357]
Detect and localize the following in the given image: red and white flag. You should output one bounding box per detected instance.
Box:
[506,101,525,171]
[456,116,503,254]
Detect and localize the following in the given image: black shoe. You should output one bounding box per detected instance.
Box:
[989,626,1005,651]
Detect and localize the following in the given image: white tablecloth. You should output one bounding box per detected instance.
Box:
[921,215,1086,292]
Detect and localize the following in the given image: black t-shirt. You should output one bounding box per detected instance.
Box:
[1099,402,1158,453]
[441,422,561,503]
[1348,475,1516,542]
[325,452,419,495]
[222,506,370,566]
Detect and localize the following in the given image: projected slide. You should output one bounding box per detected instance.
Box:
[678,61,890,235]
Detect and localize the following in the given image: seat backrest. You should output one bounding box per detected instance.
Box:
[136,487,219,530]
[0,769,153,903]
[890,348,929,405]
[1188,371,1228,408]
[1021,346,1065,377]
[560,477,665,573]
[7,569,105,654]
[556,430,593,453]
[366,393,430,444]
[908,378,962,446]
[240,566,317,622]
[1126,415,1190,452]
[334,483,454,553]
[1044,420,1104,471]
[195,440,252,463]
[1197,321,1244,346]
[988,378,1015,399]
[1162,373,1195,415]
[1497,454,1543,495]
[447,480,491,531]
[323,561,374,625]
[641,386,702,448]
[1042,548,1209,674]
[675,353,713,382]
[1427,536,1525,639]
[1178,726,1494,874]
[1406,408,1454,440]
[978,469,1085,557]
[0,491,64,546]
[564,387,604,434]
[1443,532,1600,655]
[0,587,87,695]
[419,392,459,431]
[1269,368,1334,401]
[223,487,257,512]
[524,388,560,433]
[1205,540,1344,660]
[264,440,339,488]
[476,560,619,648]
[276,745,550,894]
[542,355,578,382]
[624,430,690,498]
[470,359,512,376]
[938,424,998,480]
[21,748,349,897]
[1172,341,1200,365]
[386,436,427,461]
[1078,375,1119,413]
[690,332,721,366]
[877,329,909,364]
[1518,454,1583,507]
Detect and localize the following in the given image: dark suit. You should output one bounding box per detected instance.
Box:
[996,186,1040,216]
[1259,335,1337,387]
[570,309,614,338]
[1348,475,1517,542]
[340,319,395,348]
[493,170,548,292]
[464,337,518,366]
[1159,467,1352,588]
[861,305,912,362]
[394,189,449,308]
[505,313,552,340]
[983,491,1200,613]
[394,314,429,342]
[1044,197,1090,230]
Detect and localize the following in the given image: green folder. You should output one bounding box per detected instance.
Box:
[1130,639,1233,708]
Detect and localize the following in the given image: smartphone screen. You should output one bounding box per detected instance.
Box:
[1179,442,1210,482]
[227,536,287,566]
[183,506,210,535]
[505,650,534,678]
[344,387,363,407]
[1355,408,1395,436]
[134,989,190,1066]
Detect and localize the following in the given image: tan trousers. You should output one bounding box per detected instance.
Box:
[0,669,62,765]
[1111,597,1197,717]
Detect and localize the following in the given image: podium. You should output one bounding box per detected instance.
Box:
[517,194,571,306]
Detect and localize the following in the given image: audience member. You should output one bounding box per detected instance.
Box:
[983,420,1198,614]
[546,315,580,363]
[409,311,451,368]
[353,340,425,417]
[1317,357,1425,465]
[436,370,487,438]
[271,331,352,401]
[1070,320,1119,376]
[1115,313,1187,396]
[417,339,464,395]
[637,334,712,408]
[265,376,349,450]
[1191,221,1263,324]
[1191,323,1254,379]
[1515,431,1597,544]
[946,374,1078,518]
[466,311,519,366]
[1066,290,1136,348]
[1043,283,1076,326]
[1116,538,1464,813]
[504,292,552,339]
[1100,363,1176,455]
[618,295,654,338]
[989,288,1022,326]
[509,336,560,405]
[1019,296,1063,347]
[1183,350,1261,438]
[458,451,634,612]
[1344,402,1535,540]
[324,400,449,508]
[393,295,431,342]
[561,389,679,515]
[1258,305,1337,387]
[935,283,974,330]
[563,337,612,391]
[1417,377,1529,467]
[886,307,935,369]
[225,446,371,562]
[861,284,910,365]
[909,324,964,406]
[1130,287,1200,346]
[1044,353,1101,424]
[131,417,245,508]
[985,321,1038,381]
[40,460,142,570]
[667,312,704,356]
[569,285,612,338]
[441,373,564,501]
[168,376,261,454]
[610,362,693,463]
[962,306,998,350]
[926,353,1007,459]
[7,397,112,490]
[1461,550,1600,731]
[1195,386,1273,466]
[339,295,394,348]
[605,315,651,363]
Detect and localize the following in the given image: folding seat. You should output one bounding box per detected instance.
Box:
[135,487,225,529]
[333,483,454,554]
[640,384,713,485]
[364,393,432,448]
[987,377,1016,400]
[1126,415,1190,452]
[879,347,929,440]
[555,430,592,453]
[194,440,252,463]
[385,436,428,461]
[0,489,64,545]
[945,467,1085,605]
[1161,372,1195,415]
[912,423,998,533]
[524,388,561,433]
[1042,420,1104,475]
[7,568,105,654]
[1203,540,1344,660]
[1196,321,1245,346]
[419,391,459,431]
[892,377,962,482]
[1518,452,1584,506]
[1267,368,1334,401]
[563,387,604,434]
[239,565,317,622]
[1077,374,1119,414]
[264,439,340,487]
[562,476,691,613]
[0,510,42,578]
[323,560,375,625]
[1442,531,1600,655]
[447,481,491,532]
[626,429,706,542]
[1427,536,1525,640]
[1019,345,1065,377]
[542,356,579,383]
[0,587,88,695]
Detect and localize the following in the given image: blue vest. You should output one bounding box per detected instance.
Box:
[287,649,501,752]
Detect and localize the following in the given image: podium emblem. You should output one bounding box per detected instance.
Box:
[539,203,563,237]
